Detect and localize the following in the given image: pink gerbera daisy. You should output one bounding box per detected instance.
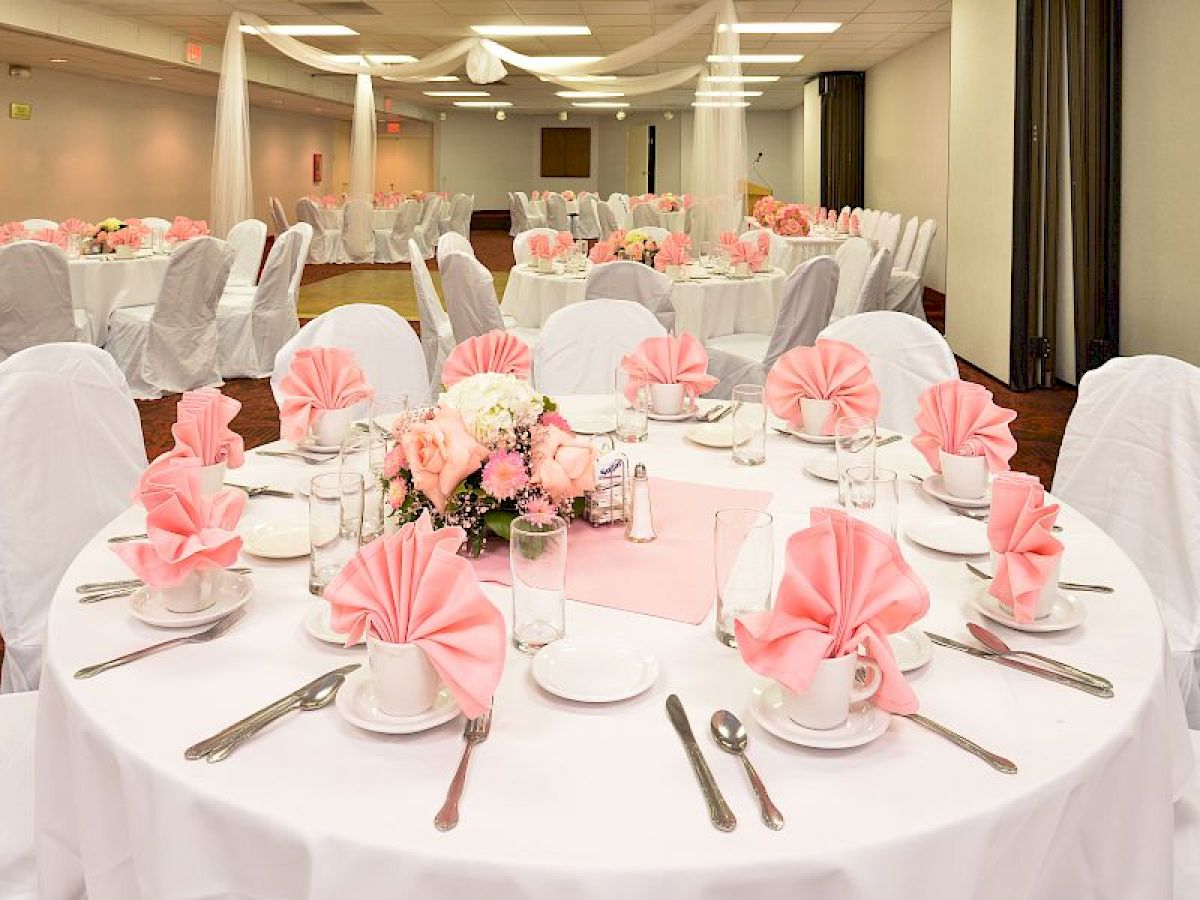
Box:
[481,449,528,500]
[381,445,406,479]
[522,495,556,526]
[387,479,407,509]
[539,411,573,434]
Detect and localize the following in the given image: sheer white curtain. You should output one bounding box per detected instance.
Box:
[349,72,376,201]
[210,15,252,237]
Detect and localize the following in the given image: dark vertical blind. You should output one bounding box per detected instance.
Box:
[818,72,865,211]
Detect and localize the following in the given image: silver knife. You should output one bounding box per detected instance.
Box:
[665,694,736,832]
[925,633,1113,698]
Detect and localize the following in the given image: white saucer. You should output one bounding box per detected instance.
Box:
[647,408,695,422]
[780,425,836,445]
[685,420,734,448]
[889,627,933,672]
[297,434,365,455]
[920,474,992,509]
[803,453,839,482]
[334,668,461,734]
[532,639,659,703]
[303,600,363,646]
[130,572,252,628]
[750,682,891,749]
[905,515,990,556]
[566,415,618,436]
[970,586,1086,633]
[242,521,309,559]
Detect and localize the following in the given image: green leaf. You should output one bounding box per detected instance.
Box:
[484,509,517,541]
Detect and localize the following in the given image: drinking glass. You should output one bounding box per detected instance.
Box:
[340,394,408,544]
[714,509,774,647]
[731,384,766,466]
[615,362,649,443]
[834,416,877,505]
[713,246,731,275]
[574,239,588,272]
[510,514,568,653]
[844,466,899,537]
[308,472,364,595]
[66,233,82,259]
[699,240,713,269]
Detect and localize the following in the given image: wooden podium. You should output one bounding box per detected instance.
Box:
[742,180,771,216]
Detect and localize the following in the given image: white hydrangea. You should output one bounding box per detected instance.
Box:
[440,373,545,446]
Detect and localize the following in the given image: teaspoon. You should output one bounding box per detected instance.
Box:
[710,710,784,830]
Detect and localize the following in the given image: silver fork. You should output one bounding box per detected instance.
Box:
[77,567,253,602]
[253,449,333,466]
[225,484,296,499]
[74,607,246,679]
[434,711,492,831]
[107,532,148,544]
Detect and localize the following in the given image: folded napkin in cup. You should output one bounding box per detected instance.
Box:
[621,333,717,402]
[734,508,929,714]
[652,238,690,270]
[135,388,244,503]
[764,339,880,433]
[528,234,554,261]
[718,231,740,249]
[325,512,505,718]
[278,346,374,443]
[727,241,766,271]
[113,466,245,587]
[588,241,617,264]
[442,331,533,387]
[911,380,1017,473]
[987,473,1063,622]
[555,231,574,254]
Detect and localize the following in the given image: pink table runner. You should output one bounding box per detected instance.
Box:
[472,476,773,624]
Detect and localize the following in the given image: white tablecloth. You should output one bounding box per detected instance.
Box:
[619,209,686,233]
[36,401,1193,899]
[315,208,399,231]
[68,253,170,343]
[776,234,883,274]
[501,264,786,340]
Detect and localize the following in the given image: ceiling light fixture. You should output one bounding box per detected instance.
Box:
[691,101,751,108]
[423,90,489,97]
[703,75,780,83]
[558,110,568,121]
[423,75,459,82]
[49,57,69,63]
[663,110,675,120]
[707,54,803,64]
[616,110,626,120]
[454,100,512,108]
[239,25,358,36]
[720,22,841,34]
[555,90,624,99]
[694,90,763,98]
[571,101,629,108]
[147,75,164,81]
[471,25,591,37]
[496,109,506,121]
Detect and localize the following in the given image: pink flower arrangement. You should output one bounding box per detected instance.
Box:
[561,190,576,202]
[531,424,597,501]
[104,219,151,250]
[753,195,784,229]
[482,449,529,500]
[657,194,682,213]
[164,216,209,244]
[0,222,29,246]
[849,213,861,236]
[31,228,66,248]
[59,218,96,237]
[400,406,490,513]
[773,204,811,237]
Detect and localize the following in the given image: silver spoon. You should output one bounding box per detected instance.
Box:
[710,710,784,830]
[967,623,1113,691]
[965,561,1114,594]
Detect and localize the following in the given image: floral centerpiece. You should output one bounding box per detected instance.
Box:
[773,203,811,236]
[164,216,210,244]
[0,222,29,246]
[617,228,660,265]
[657,193,682,213]
[103,218,150,253]
[753,195,784,229]
[561,189,576,201]
[381,372,597,558]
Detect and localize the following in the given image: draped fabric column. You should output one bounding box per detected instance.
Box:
[818,72,865,212]
[210,15,252,237]
[349,72,377,200]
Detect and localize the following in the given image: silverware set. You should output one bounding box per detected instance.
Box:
[964,561,1113,594]
[948,505,1063,533]
[665,694,738,831]
[697,404,732,423]
[75,567,252,603]
[74,607,246,679]
[225,484,295,499]
[435,709,492,831]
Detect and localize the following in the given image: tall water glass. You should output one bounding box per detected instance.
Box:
[699,240,714,269]
[845,466,899,537]
[341,394,408,544]
[834,416,877,505]
[714,509,774,647]
[510,514,568,653]
[615,362,649,443]
[308,472,364,595]
[731,384,766,466]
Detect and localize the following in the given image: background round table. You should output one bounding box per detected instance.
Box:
[36,402,1192,899]
[68,252,170,343]
[315,207,399,231]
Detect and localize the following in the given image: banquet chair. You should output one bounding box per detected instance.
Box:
[20,218,56,231]
[338,198,376,264]
[0,241,93,359]
[740,229,787,270]
[893,216,919,272]
[437,232,475,267]
[105,236,235,399]
[0,688,36,898]
[513,228,559,266]
[596,199,619,241]
[1179,735,1200,899]
[534,299,666,395]
[852,207,863,220]
[631,203,660,229]
[638,226,670,244]
[829,237,874,322]
[510,193,533,234]
[905,219,938,279]
[608,195,629,230]
[225,218,268,287]
[437,193,460,236]
[441,251,540,347]
[545,193,571,232]
[875,213,904,258]
[285,222,313,304]
[271,304,430,407]
[269,196,289,234]
[518,193,547,231]
[0,342,146,692]
[216,225,305,378]
[704,256,840,400]
[507,192,522,237]
[852,248,894,315]
[412,196,443,260]
[295,197,335,265]
[376,200,422,263]
[447,193,474,237]
[818,310,957,433]
[410,239,456,392]
[577,195,601,240]
[583,259,675,331]
[860,209,880,239]
[140,217,172,241]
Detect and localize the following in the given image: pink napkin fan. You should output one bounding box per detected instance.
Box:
[653,238,690,271]
[442,331,533,387]
[911,380,1017,473]
[734,508,929,714]
[764,339,880,434]
[528,234,554,261]
[588,241,617,264]
[987,473,1064,622]
[135,388,245,504]
[728,241,766,271]
[278,347,374,443]
[620,333,717,402]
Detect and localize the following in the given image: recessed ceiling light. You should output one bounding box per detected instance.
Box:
[720,22,841,34]
[239,25,358,36]
[423,75,459,82]
[695,90,763,98]
[571,101,629,108]
[147,75,163,81]
[543,74,617,83]
[471,25,590,37]
[454,100,512,108]
[49,57,69,63]
[707,54,803,64]
[703,75,780,83]
[692,101,751,108]
[424,90,490,97]
[555,90,624,98]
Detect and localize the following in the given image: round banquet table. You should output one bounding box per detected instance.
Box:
[36,398,1193,900]
[500,262,787,341]
[68,252,170,344]
[315,207,399,231]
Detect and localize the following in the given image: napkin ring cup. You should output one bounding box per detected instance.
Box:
[367,636,441,716]
[781,654,880,730]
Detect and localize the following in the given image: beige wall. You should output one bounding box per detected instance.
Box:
[864,29,951,293]
[944,0,1017,382]
[789,105,805,204]
[803,79,822,208]
[1120,0,1200,363]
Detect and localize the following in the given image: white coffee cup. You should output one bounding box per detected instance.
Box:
[939,450,988,499]
[990,550,1061,620]
[800,398,835,436]
[198,461,227,496]
[114,245,133,259]
[157,568,218,614]
[536,256,554,273]
[650,382,686,416]
[781,653,882,730]
[665,264,683,281]
[367,637,441,716]
[312,406,355,447]
[734,261,751,276]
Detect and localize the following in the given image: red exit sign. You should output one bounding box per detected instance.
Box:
[185,42,202,66]
[386,121,400,134]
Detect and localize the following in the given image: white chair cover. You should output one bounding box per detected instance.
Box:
[534,299,666,395]
[410,239,456,394]
[0,241,79,361]
[412,197,443,259]
[607,196,627,229]
[1052,355,1200,725]
[704,256,840,399]
[518,194,547,230]
[447,194,474,237]
[140,217,172,240]
[339,198,375,264]
[875,213,903,257]
[225,218,267,287]
[19,219,55,232]
[376,200,422,264]
[0,689,37,896]
[105,236,234,399]
[893,217,919,271]
[0,343,145,692]
[507,193,521,236]
[596,200,619,241]
[638,226,670,243]
[269,197,289,234]
[441,251,506,342]
[740,229,788,269]
[906,219,938,278]
[631,203,659,229]
[436,232,474,268]
[577,195,601,240]
[1178,734,1200,898]
[271,304,429,408]
[513,228,559,266]
[286,222,313,303]
[818,310,958,433]
[884,272,928,321]
[829,237,873,322]
[217,225,305,378]
[583,260,675,331]
[296,198,334,265]
[861,209,880,239]
[853,248,893,315]
[545,193,571,232]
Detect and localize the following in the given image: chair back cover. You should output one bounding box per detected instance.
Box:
[341,199,375,263]
[269,196,289,234]
[0,344,145,691]
[534,299,666,395]
[875,213,903,257]
[286,222,313,301]
[595,198,618,240]
[740,229,787,269]
[507,193,521,236]
[20,218,56,231]
[638,225,670,244]
[437,232,474,268]
[631,203,659,229]
[144,236,235,394]
[854,247,894,315]
[440,251,506,342]
[819,310,957,433]
[140,217,172,238]
[907,219,938,278]
[412,196,444,259]
[1052,355,1200,723]
[513,228,560,265]
[607,196,627,228]
[893,217,919,271]
[545,193,571,232]
[448,194,474,236]
[295,198,330,264]
[511,194,533,233]
[861,209,880,239]
[225,218,268,287]
[577,195,601,240]
[271,304,430,407]
[584,259,675,331]
[830,237,874,322]
[410,239,456,391]
[0,240,75,362]
[247,225,305,376]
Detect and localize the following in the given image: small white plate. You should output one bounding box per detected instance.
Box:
[303,601,363,646]
[889,628,933,672]
[920,474,992,509]
[685,420,734,448]
[905,516,990,556]
[297,434,365,455]
[334,668,460,734]
[803,453,839,482]
[750,682,891,749]
[970,586,1086,633]
[242,521,309,559]
[532,639,659,703]
[130,572,252,629]
[567,415,618,436]
[780,425,836,445]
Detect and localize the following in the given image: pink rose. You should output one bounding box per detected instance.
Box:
[532,426,597,500]
[400,406,488,512]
